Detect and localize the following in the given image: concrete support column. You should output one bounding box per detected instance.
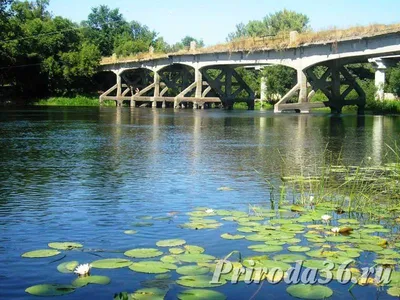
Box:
[153,71,160,107]
[116,72,122,98]
[162,101,166,109]
[375,68,386,101]
[297,70,308,103]
[193,102,199,110]
[369,58,390,102]
[195,68,203,98]
[260,76,267,102]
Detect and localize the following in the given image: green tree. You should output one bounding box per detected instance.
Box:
[388,63,400,97]
[228,9,309,40]
[82,5,129,56]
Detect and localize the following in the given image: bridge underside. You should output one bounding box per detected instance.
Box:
[100,65,255,110]
[274,61,366,114]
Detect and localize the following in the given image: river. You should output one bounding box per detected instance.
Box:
[1,107,400,299]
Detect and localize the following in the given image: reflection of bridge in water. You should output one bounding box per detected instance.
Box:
[99,31,400,113]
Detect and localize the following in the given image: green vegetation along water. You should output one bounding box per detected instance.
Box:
[1,107,400,299]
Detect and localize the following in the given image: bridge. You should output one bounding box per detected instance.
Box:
[99,27,400,113]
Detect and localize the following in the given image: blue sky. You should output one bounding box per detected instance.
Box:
[49,0,399,45]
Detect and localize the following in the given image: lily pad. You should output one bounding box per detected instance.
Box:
[129,288,167,300]
[22,249,61,258]
[388,287,400,297]
[176,265,210,276]
[72,275,111,288]
[248,245,283,253]
[157,239,186,247]
[161,255,179,264]
[184,245,205,254]
[57,261,79,274]
[175,254,215,263]
[91,258,132,269]
[169,248,185,255]
[48,242,83,250]
[287,284,333,299]
[288,246,311,252]
[129,261,177,274]
[221,233,245,240]
[178,289,226,300]
[274,254,306,263]
[177,275,226,288]
[124,248,163,258]
[25,284,75,297]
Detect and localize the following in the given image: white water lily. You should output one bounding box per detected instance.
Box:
[309,196,314,203]
[205,209,214,214]
[331,227,340,233]
[74,264,91,276]
[321,215,332,223]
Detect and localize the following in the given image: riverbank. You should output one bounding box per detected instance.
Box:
[33,96,400,114]
[33,96,115,107]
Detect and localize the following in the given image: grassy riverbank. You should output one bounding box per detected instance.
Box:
[34,96,115,107]
[33,96,400,114]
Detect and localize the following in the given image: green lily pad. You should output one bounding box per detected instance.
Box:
[287,284,333,299]
[124,248,163,258]
[302,260,330,270]
[157,239,186,247]
[221,233,245,240]
[388,287,400,297]
[274,254,306,263]
[22,249,61,258]
[169,248,185,255]
[178,289,226,300]
[184,245,205,254]
[325,236,350,243]
[48,242,83,250]
[91,258,132,269]
[356,244,383,252]
[72,275,111,288]
[175,254,216,263]
[177,275,226,288]
[124,230,138,235]
[161,255,179,264]
[176,265,210,276]
[288,246,311,252]
[237,227,255,233]
[248,245,283,253]
[25,284,75,297]
[57,261,79,274]
[129,288,167,300]
[129,261,177,274]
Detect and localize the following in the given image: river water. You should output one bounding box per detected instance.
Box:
[1,107,400,299]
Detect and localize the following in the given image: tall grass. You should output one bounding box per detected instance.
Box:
[279,144,400,215]
[34,96,115,107]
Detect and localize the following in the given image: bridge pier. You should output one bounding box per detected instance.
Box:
[369,58,394,101]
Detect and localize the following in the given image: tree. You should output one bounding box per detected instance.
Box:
[388,63,400,97]
[262,65,296,101]
[227,9,310,40]
[82,5,129,56]
[114,21,164,57]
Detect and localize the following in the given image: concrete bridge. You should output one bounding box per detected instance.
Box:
[99,29,400,113]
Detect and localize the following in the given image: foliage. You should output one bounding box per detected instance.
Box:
[262,65,296,102]
[387,63,400,97]
[227,9,310,40]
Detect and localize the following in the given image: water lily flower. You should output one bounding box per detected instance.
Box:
[321,215,332,223]
[331,227,340,234]
[74,264,91,276]
[309,196,314,203]
[205,209,214,214]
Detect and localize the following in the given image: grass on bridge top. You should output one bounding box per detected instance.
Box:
[101,23,400,65]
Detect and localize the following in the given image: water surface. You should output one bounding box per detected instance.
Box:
[1,107,399,299]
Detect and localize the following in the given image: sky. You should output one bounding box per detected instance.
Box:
[48,0,399,45]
